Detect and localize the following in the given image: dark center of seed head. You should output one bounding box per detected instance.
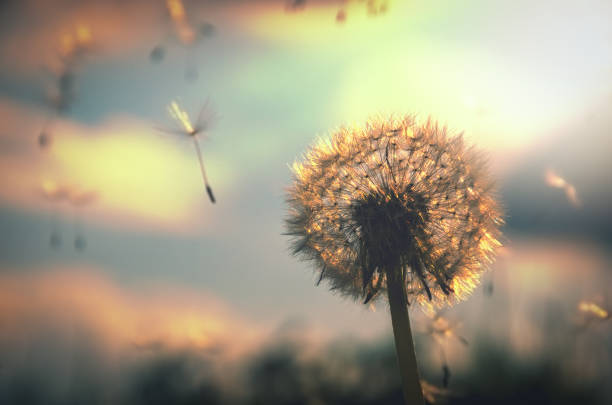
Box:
[352,189,428,273]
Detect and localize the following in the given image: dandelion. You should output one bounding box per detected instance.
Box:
[285,115,503,404]
[162,100,217,203]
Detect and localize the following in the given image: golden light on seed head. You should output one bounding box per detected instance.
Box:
[285,115,504,310]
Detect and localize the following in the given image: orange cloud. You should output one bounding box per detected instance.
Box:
[0,0,274,74]
[0,1,165,73]
[0,267,261,355]
[0,99,232,233]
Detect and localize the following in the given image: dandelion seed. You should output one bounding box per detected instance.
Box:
[41,180,70,202]
[163,100,217,203]
[166,0,196,45]
[59,24,94,62]
[150,45,165,63]
[40,182,97,252]
[40,180,70,249]
[366,0,389,16]
[575,298,610,333]
[38,25,94,149]
[67,188,97,253]
[285,115,503,404]
[420,379,452,404]
[483,279,494,296]
[285,0,307,13]
[49,230,62,249]
[37,130,52,150]
[545,168,581,207]
[74,234,87,251]
[578,300,609,320]
[422,312,468,387]
[199,22,216,38]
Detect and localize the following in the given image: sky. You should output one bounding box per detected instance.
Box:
[0,0,611,403]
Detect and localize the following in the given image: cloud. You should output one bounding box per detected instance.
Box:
[0,98,233,233]
[0,0,282,75]
[0,267,260,354]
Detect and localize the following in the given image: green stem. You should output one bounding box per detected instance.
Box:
[386,267,425,405]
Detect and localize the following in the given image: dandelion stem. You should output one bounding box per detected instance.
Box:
[192,137,215,203]
[386,265,425,405]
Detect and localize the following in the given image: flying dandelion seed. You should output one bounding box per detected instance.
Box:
[575,299,610,333]
[335,8,347,23]
[366,0,389,16]
[163,100,217,203]
[40,180,70,203]
[49,230,62,249]
[40,180,71,249]
[155,0,216,80]
[420,379,453,404]
[578,300,610,320]
[37,129,52,150]
[67,188,97,252]
[166,0,196,45]
[66,189,97,252]
[545,168,581,208]
[422,313,469,387]
[39,182,97,252]
[483,279,494,297]
[286,115,503,404]
[285,0,307,13]
[149,45,166,63]
[59,24,94,63]
[426,314,469,345]
[38,25,94,149]
[199,22,216,38]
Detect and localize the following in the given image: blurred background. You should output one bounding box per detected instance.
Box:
[0,0,611,404]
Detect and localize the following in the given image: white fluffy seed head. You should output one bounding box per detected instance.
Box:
[285,115,504,311]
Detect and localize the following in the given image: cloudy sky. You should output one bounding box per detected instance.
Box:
[1,0,611,403]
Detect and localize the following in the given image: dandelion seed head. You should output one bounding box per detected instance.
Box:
[286,115,503,310]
